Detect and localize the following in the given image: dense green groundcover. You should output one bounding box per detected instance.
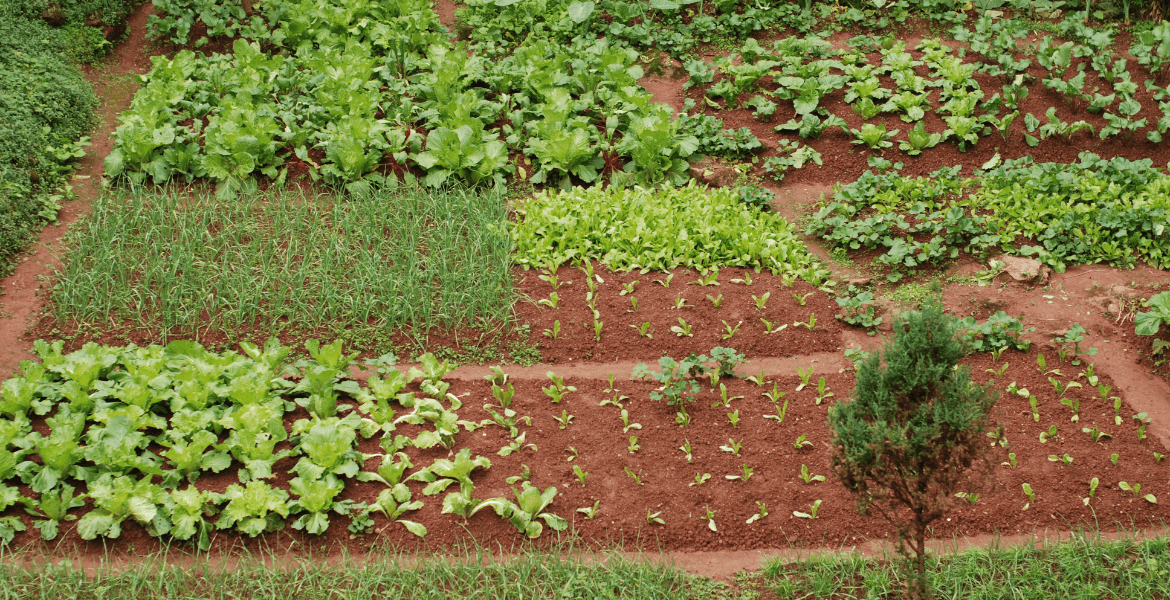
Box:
[808,153,1170,280]
[511,183,822,277]
[0,0,138,273]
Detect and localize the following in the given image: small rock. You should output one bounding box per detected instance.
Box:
[991,255,1049,284]
[1110,285,1142,299]
[689,158,738,188]
[846,277,872,287]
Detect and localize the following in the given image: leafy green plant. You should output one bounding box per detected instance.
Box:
[1119,481,1157,504]
[1136,292,1170,336]
[793,499,822,519]
[799,464,825,484]
[851,123,898,150]
[477,484,567,539]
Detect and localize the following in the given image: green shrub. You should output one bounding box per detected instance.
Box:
[830,301,997,598]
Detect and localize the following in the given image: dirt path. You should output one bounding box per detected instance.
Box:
[0,3,154,377]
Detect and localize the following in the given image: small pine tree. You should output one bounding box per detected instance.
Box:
[829,301,997,599]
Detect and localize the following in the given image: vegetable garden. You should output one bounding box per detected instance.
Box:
[4,0,1170,596]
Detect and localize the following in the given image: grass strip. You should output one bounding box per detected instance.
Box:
[760,531,1170,599]
[51,183,514,340]
[0,548,719,600]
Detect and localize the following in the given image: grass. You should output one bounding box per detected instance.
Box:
[0,546,721,600]
[52,183,514,342]
[755,531,1170,599]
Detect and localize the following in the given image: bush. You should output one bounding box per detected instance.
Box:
[829,301,997,598]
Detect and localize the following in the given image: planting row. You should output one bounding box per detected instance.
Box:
[691,19,1170,159]
[0,316,1165,551]
[808,153,1170,280]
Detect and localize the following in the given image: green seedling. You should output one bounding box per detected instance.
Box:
[792,292,813,305]
[627,436,640,453]
[794,313,817,330]
[553,410,574,429]
[990,347,1008,363]
[506,464,532,484]
[732,272,754,286]
[593,320,603,341]
[631,322,652,338]
[675,411,692,426]
[1039,425,1059,444]
[1022,483,1036,509]
[1080,364,1099,386]
[703,505,717,531]
[986,426,1008,448]
[752,292,771,311]
[1097,384,1113,402]
[796,365,815,392]
[793,499,822,519]
[1083,426,1112,443]
[765,399,789,424]
[679,439,693,463]
[543,320,561,340]
[620,409,641,433]
[712,383,744,408]
[707,293,724,308]
[1029,395,1040,422]
[954,492,980,506]
[604,374,619,395]
[498,431,537,456]
[1050,377,1083,399]
[721,320,741,340]
[1048,453,1074,465]
[690,472,711,486]
[1114,397,1123,425]
[760,318,788,334]
[799,464,825,484]
[672,293,693,309]
[720,437,743,456]
[727,410,741,428]
[1156,452,1166,464]
[1119,481,1157,503]
[1084,477,1099,505]
[1111,453,1120,465]
[726,463,754,482]
[565,447,579,462]
[577,501,599,519]
[764,382,786,404]
[1002,452,1018,468]
[746,501,768,524]
[619,281,638,295]
[624,467,645,486]
[689,269,720,286]
[655,274,674,288]
[671,318,694,337]
[646,509,664,525]
[746,369,768,386]
[815,377,833,405]
[794,433,813,449]
[628,296,639,312]
[986,363,1009,378]
[1037,353,1047,373]
[543,372,576,403]
[538,271,563,289]
[538,292,559,310]
[1134,413,1151,441]
[1060,397,1081,423]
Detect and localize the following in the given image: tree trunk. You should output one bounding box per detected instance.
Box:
[242,0,254,15]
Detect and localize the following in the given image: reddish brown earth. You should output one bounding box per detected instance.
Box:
[3,0,1170,580]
